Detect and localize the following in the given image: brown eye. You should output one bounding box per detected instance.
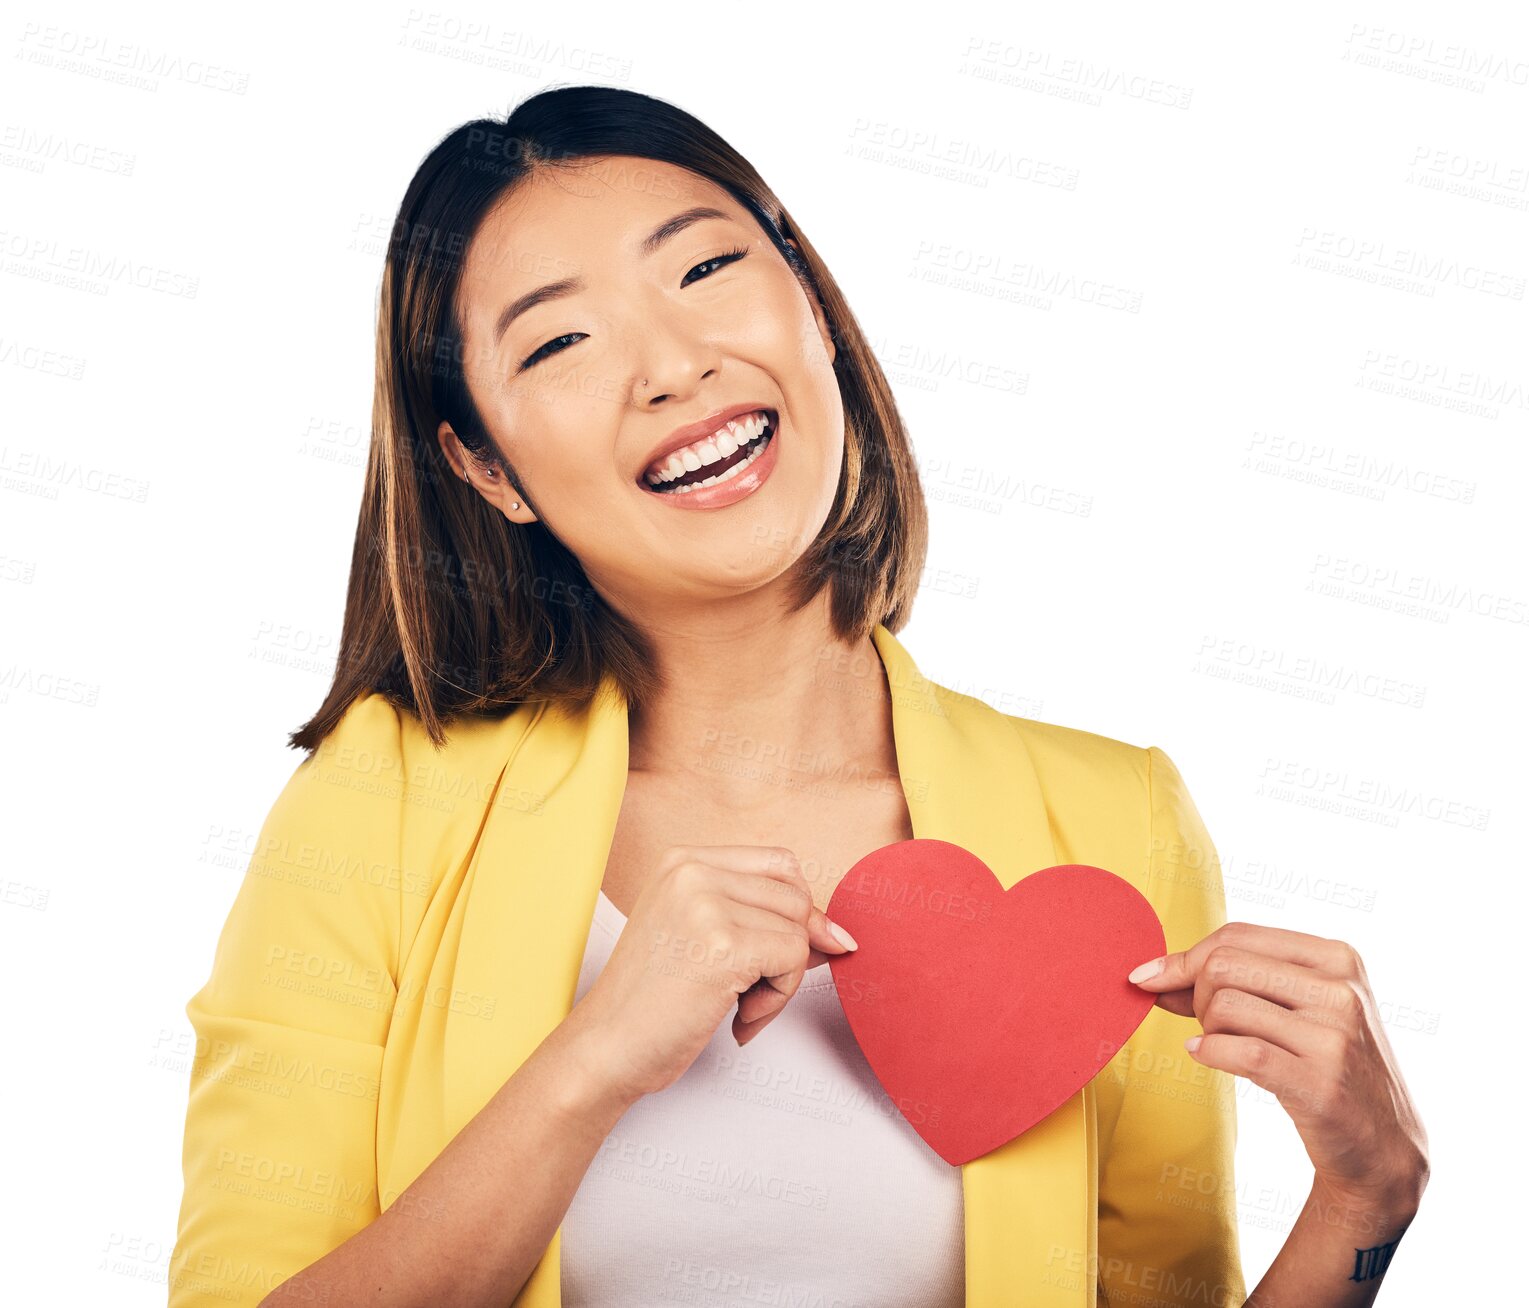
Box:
[518,246,750,373]
[681,245,750,287]
[519,332,587,372]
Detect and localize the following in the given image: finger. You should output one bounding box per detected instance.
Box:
[720,909,809,1026]
[717,867,817,922]
[678,843,806,878]
[1150,946,1349,1021]
[1199,986,1339,1058]
[733,976,793,1045]
[734,1003,777,1046]
[736,978,790,1033]
[708,900,820,972]
[730,923,824,1038]
[1128,920,1357,994]
[736,979,782,1027]
[721,924,815,998]
[1127,945,1201,1003]
[1192,948,1351,1028]
[1143,980,1196,1019]
[1185,1031,1310,1105]
[717,863,858,959]
[734,939,838,1028]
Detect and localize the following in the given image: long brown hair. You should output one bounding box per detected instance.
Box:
[290,85,928,754]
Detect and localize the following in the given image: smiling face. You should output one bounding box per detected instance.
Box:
[439,154,845,625]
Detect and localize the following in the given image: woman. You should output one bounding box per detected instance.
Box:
[168,86,1428,1308]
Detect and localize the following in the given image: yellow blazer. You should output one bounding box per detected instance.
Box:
[169,623,1246,1307]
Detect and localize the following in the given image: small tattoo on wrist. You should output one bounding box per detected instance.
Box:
[1349,1226,1408,1282]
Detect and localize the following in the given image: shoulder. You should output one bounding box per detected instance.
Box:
[924,675,1153,798]
[1002,715,1204,846]
[946,692,1221,924]
[305,691,549,886]
[1005,713,1164,835]
[283,693,411,831]
[308,691,543,801]
[273,693,545,956]
[1005,709,1151,780]
[308,690,407,769]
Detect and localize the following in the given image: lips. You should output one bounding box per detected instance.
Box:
[636,402,778,486]
[639,407,782,510]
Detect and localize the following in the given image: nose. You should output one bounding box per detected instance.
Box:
[631,313,721,407]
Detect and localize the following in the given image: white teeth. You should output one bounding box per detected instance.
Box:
[650,425,773,495]
[644,411,769,486]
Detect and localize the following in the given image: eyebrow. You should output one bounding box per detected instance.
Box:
[491,206,734,347]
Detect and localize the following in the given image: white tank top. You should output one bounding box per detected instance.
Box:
[561,890,966,1306]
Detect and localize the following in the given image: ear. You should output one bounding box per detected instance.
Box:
[435,419,536,523]
[784,237,836,367]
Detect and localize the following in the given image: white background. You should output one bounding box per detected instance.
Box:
[3,1,1523,1301]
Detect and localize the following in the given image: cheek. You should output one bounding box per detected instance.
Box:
[745,280,841,437]
[720,273,820,364]
[476,396,586,510]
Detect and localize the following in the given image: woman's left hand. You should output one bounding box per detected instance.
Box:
[1127,921,1430,1209]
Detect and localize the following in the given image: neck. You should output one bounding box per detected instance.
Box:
[623,591,895,811]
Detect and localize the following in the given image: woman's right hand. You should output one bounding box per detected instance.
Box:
[575,844,859,1104]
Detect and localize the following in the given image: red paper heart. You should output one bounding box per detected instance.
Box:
[826,839,1165,1165]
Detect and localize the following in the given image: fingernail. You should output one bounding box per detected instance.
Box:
[1127,956,1164,984]
[1185,1035,1203,1054]
[827,919,858,951]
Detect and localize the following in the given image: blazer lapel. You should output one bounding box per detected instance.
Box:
[442,624,1094,1308]
[872,624,1095,1308]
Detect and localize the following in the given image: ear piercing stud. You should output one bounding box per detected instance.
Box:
[461,465,519,510]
